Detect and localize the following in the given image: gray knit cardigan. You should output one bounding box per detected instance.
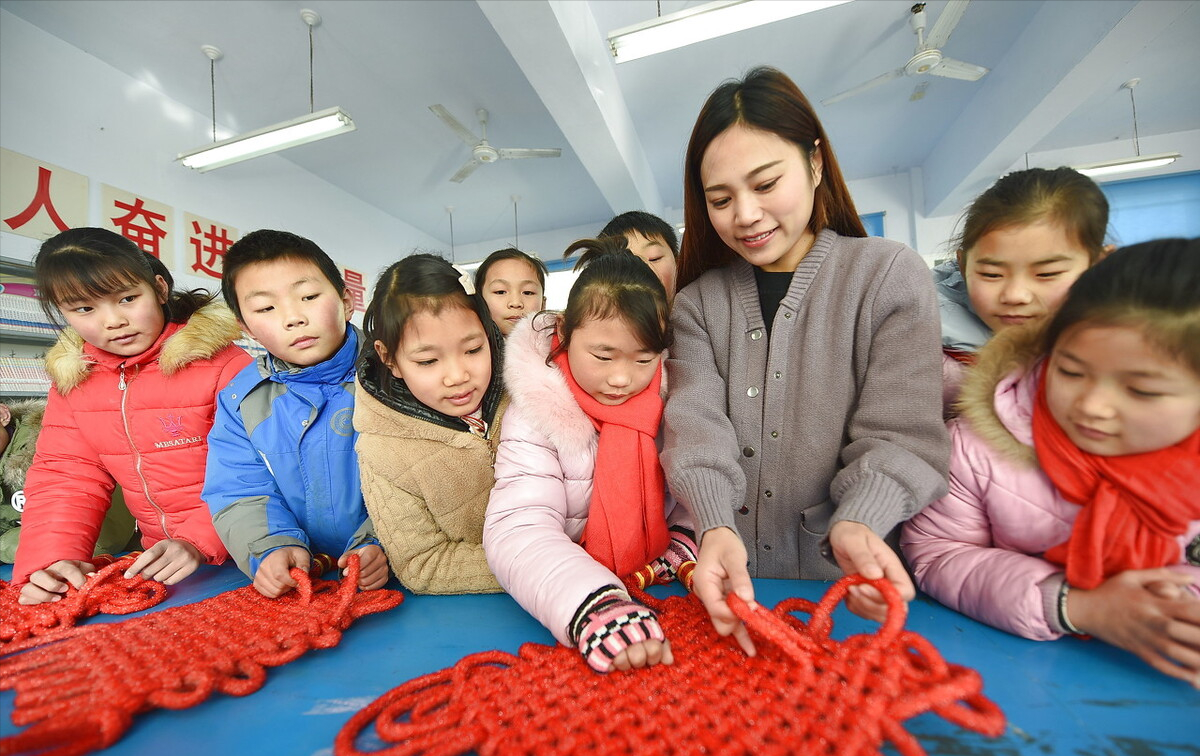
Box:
[661,229,949,578]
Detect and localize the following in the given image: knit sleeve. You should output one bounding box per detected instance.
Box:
[829,245,949,537]
[661,283,746,538]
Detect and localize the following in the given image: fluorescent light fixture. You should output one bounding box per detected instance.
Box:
[607,0,851,62]
[1073,152,1180,179]
[178,106,356,172]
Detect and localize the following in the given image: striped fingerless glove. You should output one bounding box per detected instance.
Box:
[569,586,665,673]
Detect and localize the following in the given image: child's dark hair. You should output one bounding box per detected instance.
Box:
[547,237,672,363]
[599,211,680,257]
[1043,238,1199,377]
[956,167,1109,265]
[221,229,345,321]
[474,248,549,292]
[363,253,501,392]
[34,227,213,326]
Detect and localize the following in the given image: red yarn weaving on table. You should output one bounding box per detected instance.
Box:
[1,555,403,756]
[0,554,165,654]
[336,575,1005,756]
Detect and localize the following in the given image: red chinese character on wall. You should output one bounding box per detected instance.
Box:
[189,221,235,279]
[4,166,70,233]
[110,198,168,257]
[344,268,365,313]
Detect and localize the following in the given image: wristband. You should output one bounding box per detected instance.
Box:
[1058,581,1084,636]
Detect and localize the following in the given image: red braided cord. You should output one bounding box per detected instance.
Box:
[1,555,403,756]
[335,574,1004,756]
[0,554,166,654]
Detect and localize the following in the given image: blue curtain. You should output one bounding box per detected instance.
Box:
[1100,170,1200,246]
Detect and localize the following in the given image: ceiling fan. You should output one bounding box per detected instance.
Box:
[821,0,988,106]
[429,105,562,183]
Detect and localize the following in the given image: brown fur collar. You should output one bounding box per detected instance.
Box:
[44,302,242,394]
[955,324,1046,468]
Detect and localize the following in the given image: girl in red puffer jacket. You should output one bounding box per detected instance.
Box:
[13,228,252,603]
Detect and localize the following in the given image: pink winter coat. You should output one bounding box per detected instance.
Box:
[14,304,251,585]
[902,327,1200,641]
[484,312,691,646]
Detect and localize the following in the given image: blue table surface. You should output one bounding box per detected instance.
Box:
[2,562,1197,755]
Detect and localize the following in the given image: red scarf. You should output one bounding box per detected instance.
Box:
[1032,365,1200,589]
[552,336,670,577]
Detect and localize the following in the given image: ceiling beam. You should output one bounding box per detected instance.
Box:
[922,0,1187,217]
[477,0,662,217]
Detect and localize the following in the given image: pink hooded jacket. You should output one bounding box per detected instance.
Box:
[484,312,691,646]
[902,326,1200,641]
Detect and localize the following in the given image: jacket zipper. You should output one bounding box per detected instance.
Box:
[119,363,171,538]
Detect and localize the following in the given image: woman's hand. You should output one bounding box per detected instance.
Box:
[18,560,95,604]
[828,520,914,623]
[124,539,203,585]
[1068,568,1200,685]
[693,527,757,656]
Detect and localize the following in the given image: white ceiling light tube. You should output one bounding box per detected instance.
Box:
[607,0,852,63]
[178,106,356,172]
[1073,152,1180,179]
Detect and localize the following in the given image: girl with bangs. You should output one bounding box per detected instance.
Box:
[13,227,252,603]
[354,253,506,594]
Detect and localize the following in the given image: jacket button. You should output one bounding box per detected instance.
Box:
[763,544,772,550]
[773,371,782,379]
[750,329,763,340]
[770,430,779,438]
[738,506,750,515]
[742,446,755,457]
[764,490,772,498]
[231,393,238,399]
[783,312,791,319]
[747,387,759,398]
[301,420,309,427]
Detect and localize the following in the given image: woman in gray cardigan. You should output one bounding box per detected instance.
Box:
[662,66,949,654]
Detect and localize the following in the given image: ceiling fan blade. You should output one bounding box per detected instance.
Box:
[498,148,562,160]
[820,68,904,106]
[926,0,970,50]
[931,57,989,81]
[429,105,480,147]
[910,81,930,102]
[449,158,481,183]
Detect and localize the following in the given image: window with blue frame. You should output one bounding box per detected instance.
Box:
[1099,170,1200,246]
[860,212,885,238]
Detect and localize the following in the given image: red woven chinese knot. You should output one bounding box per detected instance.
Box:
[335,575,1005,756]
[0,554,165,655]
[1,555,404,756]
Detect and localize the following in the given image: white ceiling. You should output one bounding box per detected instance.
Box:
[2,0,1197,247]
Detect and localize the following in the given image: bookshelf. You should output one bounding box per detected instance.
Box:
[1,256,56,398]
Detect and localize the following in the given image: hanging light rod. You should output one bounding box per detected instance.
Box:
[607,0,851,63]
[1073,152,1181,179]
[178,9,356,172]
[1072,78,1180,179]
[178,106,356,172]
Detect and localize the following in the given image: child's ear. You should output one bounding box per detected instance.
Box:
[373,339,402,379]
[341,288,355,322]
[153,275,169,304]
[956,247,967,273]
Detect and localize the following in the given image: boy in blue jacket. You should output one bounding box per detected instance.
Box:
[203,229,386,597]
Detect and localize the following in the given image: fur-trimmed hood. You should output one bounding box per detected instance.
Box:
[955,323,1046,468]
[1,398,45,492]
[503,312,668,463]
[44,302,243,394]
